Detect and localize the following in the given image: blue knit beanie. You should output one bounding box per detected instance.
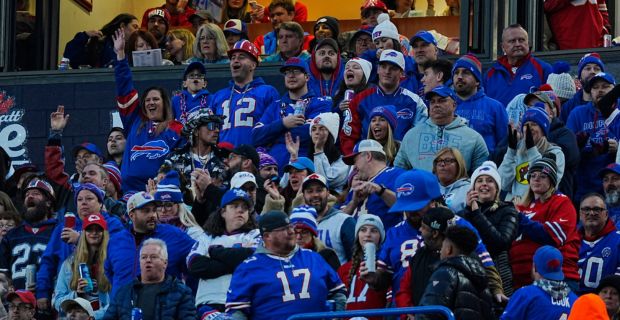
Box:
[290,205,318,236]
[452,54,482,82]
[577,53,605,80]
[521,103,550,136]
[369,105,397,131]
[154,171,183,203]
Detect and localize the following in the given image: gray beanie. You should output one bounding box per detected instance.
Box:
[355,214,385,243]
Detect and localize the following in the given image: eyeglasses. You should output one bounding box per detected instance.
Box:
[186,73,205,80]
[529,172,549,180]
[434,158,457,166]
[202,122,221,131]
[283,69,304,77]
[156,202,177,211]
[8,303,33,311]
[294,229,311,236]
[0,223,15,229]
[580,207,607,214]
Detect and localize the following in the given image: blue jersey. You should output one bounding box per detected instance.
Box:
[0,219,57,290]
[171,89,211,124]
[253,90,332,171]
[578,228,620,293]
[344,167,406,230]
[226,247,344,320]
[501,284,576,320]
[455,90,508,154]
[209,78,279,146]
[378,217,494,293]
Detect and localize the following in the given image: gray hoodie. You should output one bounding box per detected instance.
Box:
[394,116,489,172]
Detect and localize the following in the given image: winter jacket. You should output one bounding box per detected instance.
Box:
[209,77,280,147]
[253,90,332,171]
[501,280,577,320]
[36,213,135,300]
[417,255,495,320]
[53,256,110,319]
[253,31,313,56]
[63,32,116,69]
[498,142,565,201]
[313,154,348,193]
[544,0,606,50]
[317,206,356,264]
[115,58,183,192]
[339,86,427,155]
[560,89,586,124]
[359,49,421,94]
[103,276,196,320]
[567,101,620,200]
[461,201,519,295]
[441,178,470,213]
[549,117,580,198]
[308,53,344,98]
[394,116,489,173]
[171,89,211,125]
[483,53,552,107]
[455,89,509,154]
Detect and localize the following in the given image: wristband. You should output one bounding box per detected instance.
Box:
[377,185,386,196]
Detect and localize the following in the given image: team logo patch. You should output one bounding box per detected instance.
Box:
[397,108,413,119]
[87,215,101,222]
[131,140,169,160]
[384,51,399,57]
[516,162,529,185]
[520,74,533,80]
[373,31,383,38]
[397,183,414,197]
[603,247,612,258]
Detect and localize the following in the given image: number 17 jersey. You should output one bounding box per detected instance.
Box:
[209,77,279,147]
[226,246,345,320]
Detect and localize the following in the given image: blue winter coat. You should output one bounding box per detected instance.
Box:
[103,276,196,320]
[560,89,586,124]
[63,32,116,69]
[252,90,332,171]
[455,89,508,154]
[36,213,135,300]
[483,54,552,107]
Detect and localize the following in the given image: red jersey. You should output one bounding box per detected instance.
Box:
[544,0,605,50]
[510,193,580,289]
[338,261,389,320]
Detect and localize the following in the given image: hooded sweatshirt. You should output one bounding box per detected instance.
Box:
[455,89,509,154]
[394,116,489,173]
[308,49,345,98]
[441,178,470,213]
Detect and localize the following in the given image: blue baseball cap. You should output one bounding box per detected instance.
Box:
[220,188,252,208]
[72,142,103,160]
[183,61,206,80]
[280,57,310,74]
[283,157,315,173]
[533,245,564,281]
[411,30,437,46]
[389,169,442,213]
[599,163,620,178]
[425,85,457,101]
[586,72,616,93]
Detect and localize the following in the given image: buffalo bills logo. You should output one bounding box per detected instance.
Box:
[130,140,169,161]
[520,74,533,80]
[397,108,413,119]
[373,31,383,38]
[87,214,101,222]
[479,167,491,172]
[397,183,414,197]
[384,51,399,57]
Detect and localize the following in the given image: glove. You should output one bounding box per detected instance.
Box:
[524,124,535,149]
[576,131,590,149]
[507,124,518,150]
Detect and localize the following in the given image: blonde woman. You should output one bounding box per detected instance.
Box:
[189,23,230,64]
[53,213,111,319]
[432,147,469,212]
[366,105,400,165]
[166,28,195,65]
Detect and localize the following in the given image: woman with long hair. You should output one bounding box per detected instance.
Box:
[333,58,372,115]
[461,161,518,296]
[499,105,565,202]
[63,13,138,68]
[112,28,182,192]
[337,214,387,319]
[189,24,230,64]
[308,113,348,193]
[221,0,252,22]
[366,106,400,165]
[510,156,580,291]
[165,28,196,65]
[187,188,260,313]
[53,213,111,319]
[124,30,173,66]
[432,147,469,212]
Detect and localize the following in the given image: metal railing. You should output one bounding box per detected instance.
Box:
[287,306,455,320]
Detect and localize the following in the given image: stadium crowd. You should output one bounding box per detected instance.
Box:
[0,0,618,319]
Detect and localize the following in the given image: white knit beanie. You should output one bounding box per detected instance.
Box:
[547,73,577,100]
[470,161,501,190]
[309,112,340,142]
[372,13,399,42]
[346,58,372,85]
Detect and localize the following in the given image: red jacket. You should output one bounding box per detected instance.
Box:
[141,5,195,29]
[259,0,308,23]
[544,0,606,49]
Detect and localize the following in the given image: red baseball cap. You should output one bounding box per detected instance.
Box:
[82,213,108,231]
[7,290,36,309]
[360,0,388,13]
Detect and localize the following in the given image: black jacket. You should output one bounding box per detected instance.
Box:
[418,255,494,320]
[548,117,580,199]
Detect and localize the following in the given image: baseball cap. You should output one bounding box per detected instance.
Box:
[259,210,291,234]
[302,173,329,191]
[524,91,554,109]
[533,245,564,281]
[283,157,316,173]
[343,139,385,165]
[360,0,388,13]
[421,207,455,233]
[183,61,207,80]
[379,49,405,70]
[231,144,260,168]
[280,57,310,74]
[228,40,260,63]
[389,169,442,213]
[24,178,56,201]
[425,85,457,101]
[72,142,103,160]
[126,191,157,213]
[223,19,247,35]
[230,171,258,189]
[61,297,95,317]
[599,163,620,178]
[586,72,616,93]
[411,30,438,46]
[7,290,36,308]
[82,213,108,231]
[220,188,252,208]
